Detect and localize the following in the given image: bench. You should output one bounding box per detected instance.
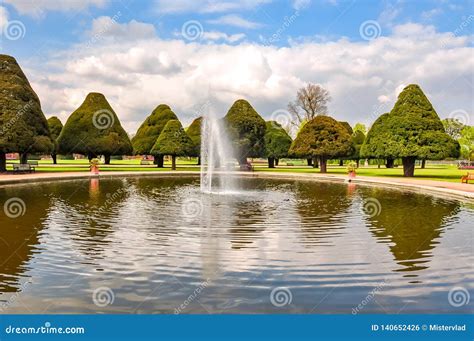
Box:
[13,164,35,173]
[461,172,474,184]
[239,163,254,172]
[140,160,152,165]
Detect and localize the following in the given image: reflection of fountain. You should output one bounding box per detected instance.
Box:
[200,111,237,194]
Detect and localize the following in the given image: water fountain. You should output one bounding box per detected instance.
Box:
[200,111,237,194]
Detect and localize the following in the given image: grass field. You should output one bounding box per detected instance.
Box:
[3,158,472,184]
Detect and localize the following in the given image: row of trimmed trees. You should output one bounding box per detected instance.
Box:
[289,84,460,177]
[0,54,463,176]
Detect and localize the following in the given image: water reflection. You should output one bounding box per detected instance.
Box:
[294,181,353,246]
[0,185,50,294]
[360,188,460,275]
[0,177,472,313]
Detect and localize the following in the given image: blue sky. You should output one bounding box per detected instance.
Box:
[2,0,473,54]
[0,0,472,133]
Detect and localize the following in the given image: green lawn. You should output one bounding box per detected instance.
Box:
[253,164,470,183]
[4,159,471,183]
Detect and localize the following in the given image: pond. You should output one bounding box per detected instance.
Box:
[0,176,472,314]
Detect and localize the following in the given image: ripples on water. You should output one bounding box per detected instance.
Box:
[0,177,472,314]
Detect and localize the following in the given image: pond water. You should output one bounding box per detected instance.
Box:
[0,176,472,314]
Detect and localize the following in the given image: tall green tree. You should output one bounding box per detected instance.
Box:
[289,116,352,173]
[338,121,354,165]
[459,125,474,161]
[361,113,397,168]
[224,99,266,165]
[384,84,459,176]
[150,120,194,170]
[132,104,178,167]
[264,121,292,168]
[186,116,202,165]
[353,123,367,135]
[57,93,132,164]
[47,116,63,164]
[351,130,366,167]
[0,54,53,170]
[442,118,464,140]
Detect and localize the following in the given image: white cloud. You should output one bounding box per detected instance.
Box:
[293,0,311,10]
[23,23,473,135]
[377,2,402,28]
[202,31,246,43]
[4,0,108,18]
[87,16,156,42]
[421,8,443,21]
[154,0,271,14]
[208,14,262,29]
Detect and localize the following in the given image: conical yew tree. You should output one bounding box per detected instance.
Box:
[57,92,132,163]
[360,113,397,168]
[47,116,63,164]
[186,116,202,164]
[224,99,266,165]
[132,104,178,167]
[264,121,292,168]
[0,54,53,171]
[150,119,194,170]
[384,84,459,176]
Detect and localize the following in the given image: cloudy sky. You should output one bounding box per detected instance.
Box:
[0,0,472,134]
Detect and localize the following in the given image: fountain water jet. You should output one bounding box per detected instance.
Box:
[200,111,237,194]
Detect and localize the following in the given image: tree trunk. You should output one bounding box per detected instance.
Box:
[104,155,111,165]
[52,154,57,165]
[20,153,28,164]
[319,156,327,173]
[356,159,360,168]
[421,159,426,169]
[156,155,164,168]
[0,152,6,172]
[275,159,279,166]
[197,156,201,166]
[307,158,313,166]
[171,155,176,170]
[386,158,394,168]
[312,157,318,168]
[339,159,343,166]
[402,157,416,177]
[268,157,275,168]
